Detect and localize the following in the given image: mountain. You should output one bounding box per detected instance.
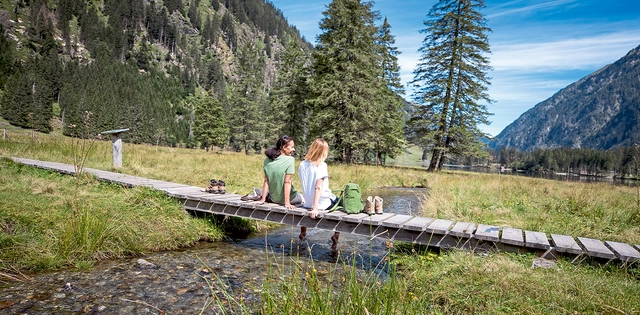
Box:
[0,0,311,145]
[491,44,640,152]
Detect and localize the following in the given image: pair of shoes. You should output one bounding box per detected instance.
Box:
[364,196,384,214]
[241,188,261,201]
[206,179,226,194]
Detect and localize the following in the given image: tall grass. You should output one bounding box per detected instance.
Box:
[0,158,221,275]
[2,122,640,313]
[2,124,640,245]
[200,245,640,314]
[424,171,640,244]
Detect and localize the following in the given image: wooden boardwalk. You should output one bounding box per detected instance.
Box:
[10,157,640,264]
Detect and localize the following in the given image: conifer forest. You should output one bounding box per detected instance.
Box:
[2,0,638,172]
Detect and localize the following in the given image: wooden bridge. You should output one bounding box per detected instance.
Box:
[10,157,640,265]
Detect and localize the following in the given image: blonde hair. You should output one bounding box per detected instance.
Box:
[305,138,329,166]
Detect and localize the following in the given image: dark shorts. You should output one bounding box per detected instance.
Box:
[325,197,339,210]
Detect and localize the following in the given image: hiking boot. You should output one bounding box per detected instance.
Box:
[207,179,219,193]
[364,196,375,215]
[374,196,383,214]
[217,180,226,194]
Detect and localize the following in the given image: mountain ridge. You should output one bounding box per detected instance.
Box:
[491,44,640,151]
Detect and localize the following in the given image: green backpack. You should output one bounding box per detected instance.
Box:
[330,182,364,214]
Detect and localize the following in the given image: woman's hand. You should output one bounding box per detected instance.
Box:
[309,209,319,219]
[284,203,296,209]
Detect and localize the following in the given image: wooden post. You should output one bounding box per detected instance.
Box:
[111,134,123,167]
[100,128,129,168]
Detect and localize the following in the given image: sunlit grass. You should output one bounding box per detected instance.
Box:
[202,245,640,315]
[0,158,221,274]
[2,124,640,245]
[423,171,640,244]
[2,121,640,313]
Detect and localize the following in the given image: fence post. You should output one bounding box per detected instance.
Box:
[100,128,130,168]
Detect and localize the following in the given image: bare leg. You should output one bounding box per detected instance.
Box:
[299,227,307,241]
[331,232,340,250]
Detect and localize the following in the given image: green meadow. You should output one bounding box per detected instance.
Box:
[1,122,639,314]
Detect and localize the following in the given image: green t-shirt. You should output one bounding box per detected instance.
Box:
[263,155,297,203]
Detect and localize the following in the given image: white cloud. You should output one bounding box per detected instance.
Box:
[487,0,578,19]
[491,32,640,71]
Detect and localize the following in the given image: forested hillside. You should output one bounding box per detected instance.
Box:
[0,0,413,164]
[492,44,640,152]
[0,0,309,147]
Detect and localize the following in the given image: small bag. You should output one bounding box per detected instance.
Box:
[329,182,364,214]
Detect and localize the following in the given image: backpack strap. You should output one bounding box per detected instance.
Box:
[327,189,344,212]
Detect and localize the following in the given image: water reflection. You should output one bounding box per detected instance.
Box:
[234,187,428,268]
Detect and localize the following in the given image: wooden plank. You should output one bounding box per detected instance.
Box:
[501,227,524,246]
[226,199,255,209]
[449,222,475,238]
[202,194,242,203]
[605,241,640,263]
[381,214,414,229]
[361,213,396,226]
[402,217,434,231]
[524,231,550,249]
[474,224,499,242]
[166,187,210,198]
[254,202,286,214]
[323,211,349,221]
[342,212,370,223]
[285,207,309,217]
[550,234,583,255]
[634,244,640,252]
[577,237,616,259]
[424,219,453,235]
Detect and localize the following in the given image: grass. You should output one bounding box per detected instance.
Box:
[201,245,640,315]
[424,171,640,244]
[1,120,640,313]
[0,158,222,274]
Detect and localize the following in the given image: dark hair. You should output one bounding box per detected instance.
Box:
[265,135,294,160]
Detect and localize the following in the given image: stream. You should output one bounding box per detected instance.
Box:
[0,188,426,314]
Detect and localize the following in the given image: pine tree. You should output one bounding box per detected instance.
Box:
[226,41,266,154]
[192,90,229,150]
[0,25,15,88]
[268,38,311,153]
[205,56,226,98]
[410,0,493,171]
[310,0,390,163]
[374,16,406,164]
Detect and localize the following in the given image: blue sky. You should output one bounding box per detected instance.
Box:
[268,0,640,137]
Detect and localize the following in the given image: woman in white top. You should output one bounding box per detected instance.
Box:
[298,138,340,249]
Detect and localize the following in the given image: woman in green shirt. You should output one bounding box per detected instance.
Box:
[259,135,303,209]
